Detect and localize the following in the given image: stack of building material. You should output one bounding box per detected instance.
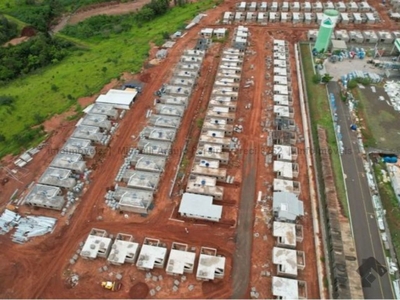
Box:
[0,209,57,243]
[0,209,21,234]
[12,215,57,244]
[384,81,400,111]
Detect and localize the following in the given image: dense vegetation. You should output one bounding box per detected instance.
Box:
[0,14,18,44]
[61,0,171,39]
[0,33,74,83]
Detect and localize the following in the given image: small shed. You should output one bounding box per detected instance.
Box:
[246,12,257,22]
[291,2,300,12]
[281,12,290,23]
[270,1,278,12]
[349,30,364,43]
[358,1,371,12]
[237,1,246,11]
[365,13,376,24]
[334,30,350,42]
[353,13,363,24]
[363,30,378,43]
[340,12,350,24]
[259,2,267,11]
[304,12,314,24]
[331,40,347,52]
[223,12,234,24]
[307,29,318,42]
[312,1,323,12]
[316,13,324,24]
[258,12,268,23]
[292,12,302,24]
[281,2,289,12]
[249,1,257,11]
[324,1,334,10]
[347,1,358,12]
[377,31,395,44]
[269,12,279,23]
[335,1,346,12]
[302,2,311,12]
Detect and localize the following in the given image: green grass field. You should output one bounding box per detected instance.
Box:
[373,162,400,259]
[0,0,215,158]
[300,43,349,218]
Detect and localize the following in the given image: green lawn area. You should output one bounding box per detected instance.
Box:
[373,162,400,259]
[0,0,216,158]
[300,43,349,218]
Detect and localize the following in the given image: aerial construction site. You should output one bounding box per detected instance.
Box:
[1,0,400,298]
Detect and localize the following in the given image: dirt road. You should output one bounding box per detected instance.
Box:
[51,0,152,33]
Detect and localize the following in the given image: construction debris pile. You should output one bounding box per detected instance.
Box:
[0,209,57,244]
[384,81,400,111]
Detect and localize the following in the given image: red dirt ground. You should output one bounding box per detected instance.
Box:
[2,0,397,299]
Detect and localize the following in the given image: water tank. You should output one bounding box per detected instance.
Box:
[314,9,340,53]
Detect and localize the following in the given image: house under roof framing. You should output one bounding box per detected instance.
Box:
[50,153,86,173]
[24,183,65,210]
[38,167,76,189]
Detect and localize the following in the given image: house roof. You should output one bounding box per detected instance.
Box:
[272,276,299,299]
[273,192,304,221]
[179,193,222,219]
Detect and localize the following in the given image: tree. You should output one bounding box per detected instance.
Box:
[321,73,333,83]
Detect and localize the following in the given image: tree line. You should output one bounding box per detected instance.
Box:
[0,15,19,44]
[0,33,74,83]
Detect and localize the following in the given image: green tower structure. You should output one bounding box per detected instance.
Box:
[314,9,339,53]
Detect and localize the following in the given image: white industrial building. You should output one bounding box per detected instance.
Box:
[85,103,118,119]
[273,221,304,249]
[196,247,226,281]
[71,125,105,143]
[50,153,86,173]
[95,89,137,110]
[114,186,154,214]
[166,243,196,275]
[138,139,172,156]
[80,228,112,260]
[149,114,181,129]
[78,114,112,130]
[272,277,308,299]
[38,167,76,189]
[62,138,96,158]
[186,175,224,200]
[121,169,160,191]
[272,247,305,278]
[273,178,301,196]
[179,193,223,222]
[136,238,168,270]
[24,184,65,211]
[273,192,304,222]
[273,145,298,161]
[107,233,140,265]
[196,144,230,164]
[140,126,176,142]
[129,152,166,173]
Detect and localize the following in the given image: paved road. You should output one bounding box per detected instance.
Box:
[328,82,394,299]
[231,144,256,299]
